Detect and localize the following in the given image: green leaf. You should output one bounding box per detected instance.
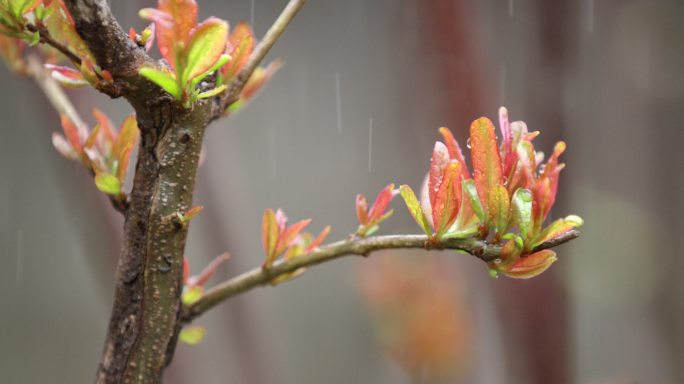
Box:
[399,185,432,236]
[197,84,227,99]
[442,225,478,239]
[532,215,583,248]
[181,286,203,306]
[179,326,206,345]
[139,67,181,99]
[511,188,533,240]
[191,53,230,88]
[262,209,279,267]
[94,173,121,195]
[462,179,485,224]
[487,184,510,235]
[182,17,228,85]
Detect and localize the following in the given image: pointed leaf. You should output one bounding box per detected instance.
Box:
[487,184,510,236]
[51,132,78,160]
[433,161,461,238]
[355,194,368,226]
[141,0,197,69]
[511,188,533,240]
[222,21,254,80]
[181,286,203,305]
[470,117,503,208]
[182,17,228,84]
[277,219,311,255]
[179,326,206,345]
[262,209,279,267]
[399,184,431,236]
[438,127,470,179]
[462,179,484,224]
[501,250,557,279]
[305,225,331,253]
[94,173,121,195]
[139,67,180,99]
[113,115,138,160]
[532,215,583,247]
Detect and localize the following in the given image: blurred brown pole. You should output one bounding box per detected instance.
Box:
[419,1,573,383]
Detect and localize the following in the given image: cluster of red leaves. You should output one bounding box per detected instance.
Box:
[359,256,472,379]
[355,183,399,237]
[138,0,279,109]
[52,109,139,196]
[0,0,113,86]
[401,107,582,278]
[261,208,331,283]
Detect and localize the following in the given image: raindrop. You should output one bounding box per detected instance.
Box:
[494,258,502,264]
[368,118,373,173]
[334,72,342,134]
[466,138,471,149]
[502,175,509,185]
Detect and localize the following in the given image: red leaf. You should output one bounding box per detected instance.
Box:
[113,115,139,161]
[498,107,515,176]
[60,114,82,153]
[432,161,461,237]
[143,0,198,70]
[240,59,283,100]
[277,219,311,255]
[91,108,115,144]
[222,21,254,80]
[470,117,503,209]
[428,141,450,210]
[438,127,470,179]
[355,194,369,226]
[367,183,398,223]
[188,253,230,288]
[502,250,557,279]
[305,225,331,253]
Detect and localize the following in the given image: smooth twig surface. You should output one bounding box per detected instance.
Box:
[182,229,580,322]
[219,0,307,113]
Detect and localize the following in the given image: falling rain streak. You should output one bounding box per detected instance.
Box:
[16,229,23,285]
[508,0,514,18]
[250,0,255,30]
[587,0,594,34]
[368,118,373,173]
[335,72,342,134]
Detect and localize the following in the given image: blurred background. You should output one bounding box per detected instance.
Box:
[1,0,683,383]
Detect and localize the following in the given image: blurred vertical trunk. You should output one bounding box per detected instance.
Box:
[419,1,573,383]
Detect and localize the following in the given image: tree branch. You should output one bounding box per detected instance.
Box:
[217,0,307,115]
[182,229,580,322]
[26,55,128,213]
[25,24,82,67]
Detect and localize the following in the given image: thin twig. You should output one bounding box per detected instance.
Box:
[26,55,128,214]
[219,0,307,112]
[182,229,580,322]
[26,24,83,67]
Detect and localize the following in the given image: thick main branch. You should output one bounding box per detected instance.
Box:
[182,230,580,322]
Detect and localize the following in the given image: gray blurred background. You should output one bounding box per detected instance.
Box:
[1,0,684,383]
